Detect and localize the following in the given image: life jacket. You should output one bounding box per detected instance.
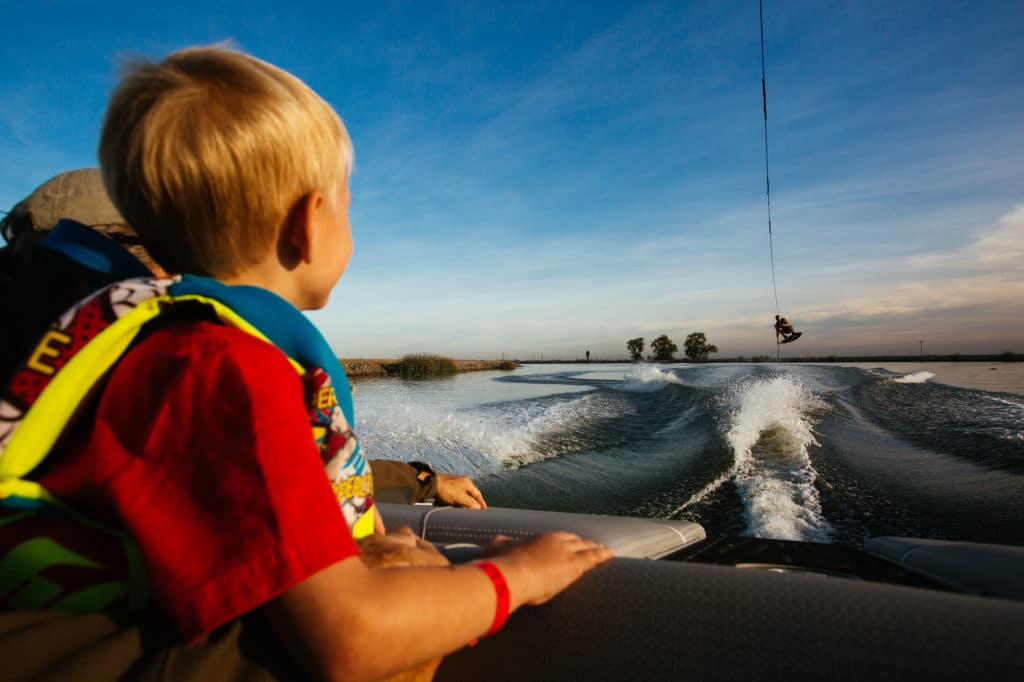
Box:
[0,219,153,384]
[0,229,374,615]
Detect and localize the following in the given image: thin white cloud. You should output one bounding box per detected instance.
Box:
[909,205,1024,271]
[763,204,1024,354]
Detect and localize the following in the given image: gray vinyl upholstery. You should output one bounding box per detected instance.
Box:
[436,557,1024,681]
[378,503,706,559]
[866,536,1024,600]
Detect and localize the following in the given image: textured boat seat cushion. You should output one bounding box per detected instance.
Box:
[436,557,1024,681]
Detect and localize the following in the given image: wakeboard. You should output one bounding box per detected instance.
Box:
[780,331,802,344]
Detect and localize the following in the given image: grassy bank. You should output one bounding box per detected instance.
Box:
[340,357,519,378]
[398,354,457,379]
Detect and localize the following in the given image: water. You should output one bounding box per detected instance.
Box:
[354,362,1024,548]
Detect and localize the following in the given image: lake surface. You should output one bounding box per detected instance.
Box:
[837,361,1024,396]
[354,362,1024,547]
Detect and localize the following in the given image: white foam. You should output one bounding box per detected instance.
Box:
[618,365,683,392]
[357,391,611,475]
[984,394,1024,409]
[669,470,733,515]
[891,370,935,384]
[979,395,1024,441]
[670,375,832,542]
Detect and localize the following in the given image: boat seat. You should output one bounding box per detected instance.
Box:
[377,503,706,559]
[866,536,1024,600]
[435,556,1024,681]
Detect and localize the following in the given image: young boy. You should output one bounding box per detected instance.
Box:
[3,47,611,679]
[0,167,488,511]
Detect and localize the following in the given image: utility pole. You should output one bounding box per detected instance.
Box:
[919,339,924,360]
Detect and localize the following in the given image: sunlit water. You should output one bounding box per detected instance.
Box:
[354,362,1024,547]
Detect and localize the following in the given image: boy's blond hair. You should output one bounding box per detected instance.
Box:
[98,46,352,276]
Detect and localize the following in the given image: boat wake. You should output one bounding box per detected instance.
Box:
[671,375,831,542]
[358,391,618,475]
[891,370,935,384]
[619,365,683,392]
[356,362,1024,546]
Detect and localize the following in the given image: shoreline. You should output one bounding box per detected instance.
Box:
[341,353,1019,379]
[340,358,519,378]
[516,353,1020,364]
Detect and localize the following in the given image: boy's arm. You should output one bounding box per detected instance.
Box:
[263,531,611,682]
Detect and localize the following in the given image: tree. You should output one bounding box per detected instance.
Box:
[650,334,677,362]
[626,337,645,361]
[683,332,718,361]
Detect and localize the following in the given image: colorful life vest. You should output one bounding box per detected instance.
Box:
[0,270,375,615]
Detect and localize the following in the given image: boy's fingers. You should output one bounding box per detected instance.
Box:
[545,531,583,541]
[482,533,516,557]
[563,539,612,559]
[576,545,615,563]
[559,537,613,564]
[371,528,416,547]
[412,539,450,566]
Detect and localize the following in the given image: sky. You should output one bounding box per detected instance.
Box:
[2,0,1022,359]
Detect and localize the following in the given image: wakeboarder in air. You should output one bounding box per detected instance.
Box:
[775,315,802,344]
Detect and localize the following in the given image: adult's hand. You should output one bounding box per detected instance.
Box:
[435,473,487,509]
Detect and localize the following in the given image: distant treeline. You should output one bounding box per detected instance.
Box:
[624,333,717,362]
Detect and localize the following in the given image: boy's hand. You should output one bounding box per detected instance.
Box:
[358,526,448,568]
[482,533,515,557]
[491,532,613,608]
[435,474,487,509]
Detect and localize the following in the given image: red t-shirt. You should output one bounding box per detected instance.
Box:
[40,319,359,642]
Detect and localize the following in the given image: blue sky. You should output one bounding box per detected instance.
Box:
[2,1,1022,359]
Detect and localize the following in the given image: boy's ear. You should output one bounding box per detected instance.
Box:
[284,191,324,265]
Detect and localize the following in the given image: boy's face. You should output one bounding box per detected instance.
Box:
[305,174,352,309]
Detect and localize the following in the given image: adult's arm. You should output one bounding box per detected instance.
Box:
[370,460,487,508]
[369,459,438,504]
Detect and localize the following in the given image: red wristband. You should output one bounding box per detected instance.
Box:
[474,560,510,638]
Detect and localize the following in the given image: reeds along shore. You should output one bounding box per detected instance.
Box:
[340,356,519,378]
